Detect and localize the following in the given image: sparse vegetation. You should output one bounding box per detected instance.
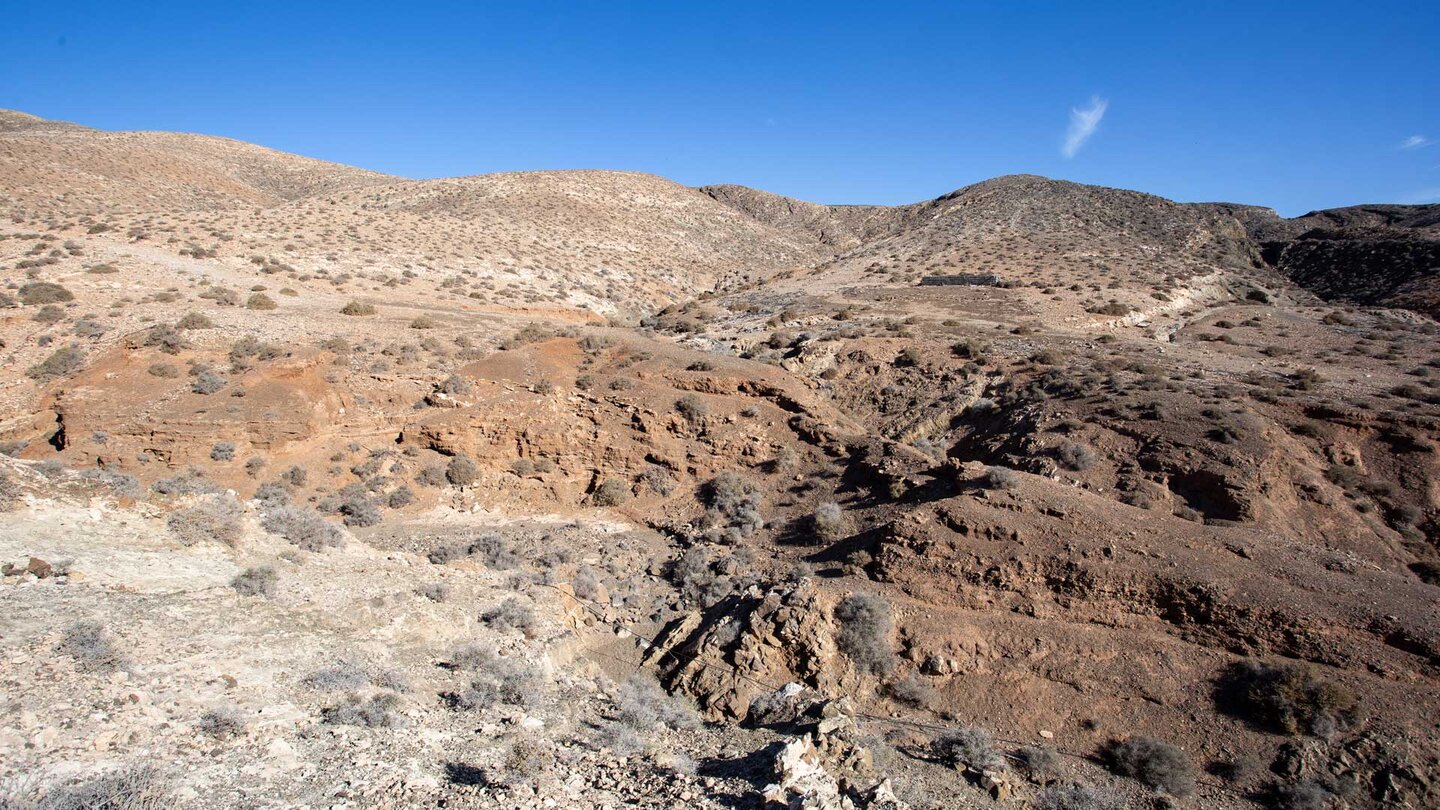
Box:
[1105,736,1196,796]
[932,726,1003,772]
[321,692,404,727]
[58,620,128,673]
[445,455,480,487]
[0,469,19,511]
[675,393,707,423]
[701,471,763,541]
[1056,441,1097,471]
[6,764,170,809]
[339,492,381,527]
[190,369,226,394]
[811,501,845,542]
[198,707,246,740]
[175,312,214,329]
[231,566,278,597]
[448,645,543,710]
[140,323,189,353]
[1220,660,1359,736]
[980,465,1018,490]
[260,506,344,551]
[834,593,895,675]
[166,495,244,547]
[614,674,698,731]
[885,673,934,708]
[1017,744,1063,782]
[668,546,730,607]
[27,345,85,381]
[590,478,629,506]
[481,597,536,634]
[1034,785,1122,810]
[19,281,74,305]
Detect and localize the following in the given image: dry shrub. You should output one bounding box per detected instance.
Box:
[1034,784,1123,810]
[811,501,845,542]
[614,674,699,731]
[167,495,244,547]
[7,764,170,809]
[932,726,1003,772]
[231,566,278,598]
[1105,736,1196,797]
[18,281,73,305]
[834,593,895,675]
[590,478,629,506]
[260,505,344,551]
[27,345,85,381]
[481,597,535,634]
[445,455,479,486]
[1220,660,1359,736]
[340,300,377,316]
[58,620,129,673]
[321,693,404,727]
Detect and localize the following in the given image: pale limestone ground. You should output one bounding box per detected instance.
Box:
[0,474,754,808]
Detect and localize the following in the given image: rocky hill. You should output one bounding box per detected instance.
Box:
[2,110,1439,809]
[0,110,396,216]
[1234,204,1440,318]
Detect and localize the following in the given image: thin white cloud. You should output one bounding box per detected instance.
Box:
[1062,96,1109,158]
[1400,135,1434,150]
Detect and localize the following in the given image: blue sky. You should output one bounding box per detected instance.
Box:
[2,1,1437,215]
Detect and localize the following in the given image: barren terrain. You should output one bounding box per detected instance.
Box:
[2,110,1438,809]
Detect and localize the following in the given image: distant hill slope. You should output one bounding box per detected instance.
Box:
[265,170,836,309]
[0,109,95,134]
[1212,201,1440,317]
[720,175,1263,325]
[0,109,397,216]
[713,176,1440,321]
[0,111,839,313]
[5,108,1438,318]
[698,184,897,251]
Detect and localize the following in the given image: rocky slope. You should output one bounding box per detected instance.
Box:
[1206,202,1440,318]
[3,110,1439,809]
[0,110,396,216]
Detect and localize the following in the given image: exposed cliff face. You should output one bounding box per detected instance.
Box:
[1213,201,1440,317]
[1260,235,1440,318]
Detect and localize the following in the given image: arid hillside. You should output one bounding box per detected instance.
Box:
[0,109,397,215]
[3,111,1439,810]
[1242,204,1440,319]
